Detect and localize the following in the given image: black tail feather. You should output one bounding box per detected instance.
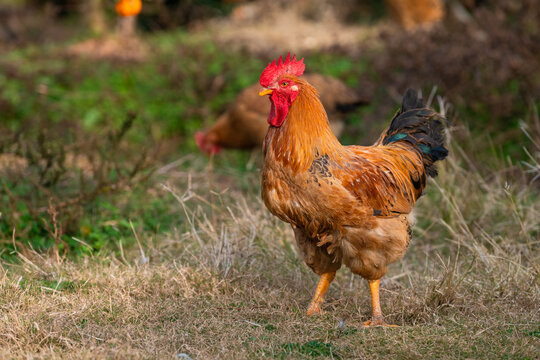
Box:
[382,89,449,177]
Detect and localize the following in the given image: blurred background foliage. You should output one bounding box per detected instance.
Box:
[0,0,538,259]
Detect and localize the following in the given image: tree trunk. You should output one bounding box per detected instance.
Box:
[116,15,137,37]
[84,0,107,35]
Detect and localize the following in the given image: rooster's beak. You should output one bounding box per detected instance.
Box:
[259,88,273,96]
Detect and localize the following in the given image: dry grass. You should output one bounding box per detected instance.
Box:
[1,139,539,359]
[208,0,387,56]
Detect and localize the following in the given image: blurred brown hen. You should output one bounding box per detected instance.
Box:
[259,54,448,327]
[195,73,369,154]
[385,0,444,30]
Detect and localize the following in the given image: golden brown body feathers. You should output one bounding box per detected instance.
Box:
[262,79,446,280]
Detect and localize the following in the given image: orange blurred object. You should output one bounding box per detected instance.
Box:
[115,0,142,17]
[386,0,444,30]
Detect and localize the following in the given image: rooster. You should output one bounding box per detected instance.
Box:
[259,54,448,327]
[195,74,368,154]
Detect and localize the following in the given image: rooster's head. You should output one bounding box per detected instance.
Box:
[259,53,305,127]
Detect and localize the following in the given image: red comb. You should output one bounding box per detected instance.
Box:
[260,53,305,87]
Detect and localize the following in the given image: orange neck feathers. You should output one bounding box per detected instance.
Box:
[264,79,343,173]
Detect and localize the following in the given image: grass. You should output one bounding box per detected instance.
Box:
[1,139,538,358]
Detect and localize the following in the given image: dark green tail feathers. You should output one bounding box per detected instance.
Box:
[382,89,449,177]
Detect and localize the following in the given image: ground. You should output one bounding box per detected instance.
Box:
[1,157,538,358]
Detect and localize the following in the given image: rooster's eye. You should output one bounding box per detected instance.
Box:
[280,81,288,87]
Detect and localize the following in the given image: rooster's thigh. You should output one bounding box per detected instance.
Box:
[293,227,342,275]
[341,215,412,280]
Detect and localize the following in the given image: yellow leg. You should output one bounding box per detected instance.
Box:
[306,272,336,315]
[363,279,398,327]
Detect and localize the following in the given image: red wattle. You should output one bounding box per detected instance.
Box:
[268,93,289,127]
[268,100,276,125]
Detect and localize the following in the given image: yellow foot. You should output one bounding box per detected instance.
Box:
[306,302,323,315]
[306,272,336,316]
[363,318,398,328]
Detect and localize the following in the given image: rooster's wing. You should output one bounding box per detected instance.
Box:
[332,145,425,217]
